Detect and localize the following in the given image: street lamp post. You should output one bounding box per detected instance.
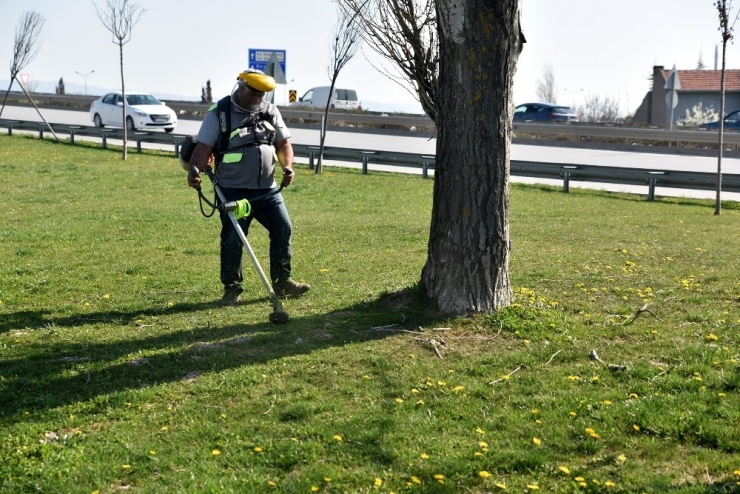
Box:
[75,70,94,96]
[564,88,583,108]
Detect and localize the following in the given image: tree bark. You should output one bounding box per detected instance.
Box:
[422,0,523,315]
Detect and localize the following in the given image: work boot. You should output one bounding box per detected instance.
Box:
[220,286,244,306]
[273,279,311,297]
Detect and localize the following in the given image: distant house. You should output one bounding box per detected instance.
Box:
[632,65,740,125]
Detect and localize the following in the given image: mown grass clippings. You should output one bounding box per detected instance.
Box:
[1,133,739,493]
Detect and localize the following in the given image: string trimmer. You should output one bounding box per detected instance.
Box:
[191,165,291,324]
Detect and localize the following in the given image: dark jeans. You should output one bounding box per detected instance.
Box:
[218,187,292,289]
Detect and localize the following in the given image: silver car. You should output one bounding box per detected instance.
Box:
[90,91,177,132]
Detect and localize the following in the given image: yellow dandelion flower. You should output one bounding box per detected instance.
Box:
[575,477,585,482]
[438,381,447,386]
[719,393,726,397]
[585,428,596,434]
[605,481,616,487]
[149,450,156,455]
[363,375,370,379]
[568,375,580,381]
[590,376,600,383]
[319,268,329,273]
[416,400,425,405]
[569,411,577,417]
[633,424,641,431]
[734,470,740,476]
[268,481,277,486]
[476,471,491,479]
[453,385,464,391]
[212,449,221,455]
[420,453,430,459]
[395,398,404,403]
[589,432,600,438]
[592,479,601,485]
[411,476,421,484]
[479,441,489,448]
[161,426,168,431]
[374,478,382,486]
[707,333,718,341]
[434,474,445,480]
[526,484,540,490]
[291,437,298,442]
[220,413,227,419]
[629,393,638,398]
[476,428,486,434]
[254,446,263,452]
[532,409,539,414]
[533,437,542,445]
[311,487,319,492]
[536,419,542,424]
[617,454,627,462]
[122,464,131,469]
[411,388,420,393]
[495,482,507,489]
[579,482,588,487]
[601,400,613,406]
[92,491,100,494]
[333,435,342,441]
[474,451,484,456]
[559,466,570,474]
[102,294,110,299]
[167,302,174,307]
[324,478,331,482]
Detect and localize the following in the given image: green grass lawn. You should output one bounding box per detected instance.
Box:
[1,134,739,493]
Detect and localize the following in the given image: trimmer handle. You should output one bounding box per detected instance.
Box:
[191,165,217,185]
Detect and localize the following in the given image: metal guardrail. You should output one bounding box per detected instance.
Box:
[6,91,739,143]
[2,118,738,201]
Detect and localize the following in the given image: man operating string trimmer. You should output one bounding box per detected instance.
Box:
[187,68,310,308]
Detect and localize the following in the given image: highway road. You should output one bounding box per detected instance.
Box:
[4,105,740,201]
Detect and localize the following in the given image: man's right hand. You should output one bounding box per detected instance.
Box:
[188,165,202,190]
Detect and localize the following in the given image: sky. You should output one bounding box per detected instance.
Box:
[0,0,732,114]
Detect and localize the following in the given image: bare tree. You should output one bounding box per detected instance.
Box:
[535,64,557,103]
[713,0,739,215]
[94,0,145,160]
[576,94,627,124]
[339,0,523,315]
[316,8,362,174]
[337,0,438,123]
[0,11,58,140]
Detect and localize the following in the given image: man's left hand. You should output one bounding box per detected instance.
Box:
[281,168,294,187]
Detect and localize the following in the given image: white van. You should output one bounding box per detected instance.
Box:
[293,87,360,110]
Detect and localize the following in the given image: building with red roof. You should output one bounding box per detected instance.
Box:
[633,65,740,125]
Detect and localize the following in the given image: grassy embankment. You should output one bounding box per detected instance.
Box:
[1,134,739,493]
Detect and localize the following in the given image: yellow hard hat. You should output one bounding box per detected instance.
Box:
[237,70,276,92]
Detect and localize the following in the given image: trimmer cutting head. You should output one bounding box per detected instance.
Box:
[269,310,290,324]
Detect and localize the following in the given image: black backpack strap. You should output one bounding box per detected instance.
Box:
[215,95,231,154]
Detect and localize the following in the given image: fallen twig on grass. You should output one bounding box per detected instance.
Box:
[413,335,446,358]
[489,366,521,384]
[590,349,628,371]
[544,349,562,366]
[623,303,661,325]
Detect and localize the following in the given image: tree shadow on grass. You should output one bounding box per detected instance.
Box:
[0,283,441,419]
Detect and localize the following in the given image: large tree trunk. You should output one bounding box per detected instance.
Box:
[422,0,524,315]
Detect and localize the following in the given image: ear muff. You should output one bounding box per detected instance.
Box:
[237,72,276,92]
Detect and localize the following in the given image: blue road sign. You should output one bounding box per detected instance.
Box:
[248,49,286,77]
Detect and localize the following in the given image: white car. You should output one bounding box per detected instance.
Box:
[90,91,177,132]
